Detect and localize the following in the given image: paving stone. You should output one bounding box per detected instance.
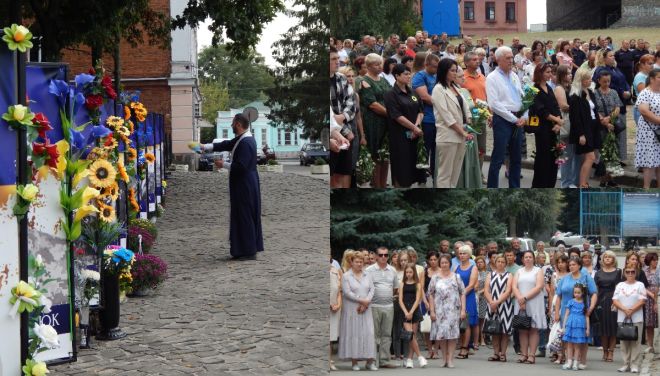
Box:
[51,171,327,374]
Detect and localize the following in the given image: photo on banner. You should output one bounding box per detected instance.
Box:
[25,62,76,364]
[146,113,156,215]
[0,42,21,376]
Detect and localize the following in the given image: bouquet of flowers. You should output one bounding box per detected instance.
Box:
[520,84,540,114]
[376,135,390,162]
[470,99,491,135]
[415,127,429,170]
[600,131,624,177]
[103,245,135,276]
[355,145,375,186]
[552,134,569,166]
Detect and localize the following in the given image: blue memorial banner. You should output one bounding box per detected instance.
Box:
[422,0,460,37]
[0,43,22,376]
[155,113,163,201]
[623,192,660,238]
[146,114,156,214]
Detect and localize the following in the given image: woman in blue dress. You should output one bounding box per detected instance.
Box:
[454,245,478,359]
[554,257,597,370]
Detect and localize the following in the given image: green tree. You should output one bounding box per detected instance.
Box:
[265,0,326,140]
[558,189,580,233]
[198,81,230,143]
[489,189,561,240]
[198,45,273,108]
[171,0,285,60]
[328,0,421,40]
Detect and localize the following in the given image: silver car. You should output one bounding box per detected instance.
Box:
[550,232,587,247]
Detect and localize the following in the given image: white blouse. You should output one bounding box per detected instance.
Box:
[613,281,647,323]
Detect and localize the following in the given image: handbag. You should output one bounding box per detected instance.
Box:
[616,318,638,341]
[459,316,468,333]
[512,309,532,330]
[483,317,502,335]
[547,321,564,352]
[420,313,432,333]
[597,91,626,135]
[401,322,414,342]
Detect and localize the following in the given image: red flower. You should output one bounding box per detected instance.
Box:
[101,75,112,88]
[105,85,117,99]
[89,67,96,75]
[32,113,53,139]
[32,139,59,168]
[85,94,103,110]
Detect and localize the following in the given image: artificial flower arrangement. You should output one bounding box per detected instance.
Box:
[2,24,33,52]
[376,134,390,162]
[470,99,491,135]
[513,84,540,137]
[552,134,569,166]
[9,255,60,376]
[103,245,135,295]
[130,253,168,292]
[600,111,624,177]
[355,145,375,186]
[127,218,158,253]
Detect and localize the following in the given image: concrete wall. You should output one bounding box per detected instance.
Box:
[615,0,660,27]
[547,0,621,30]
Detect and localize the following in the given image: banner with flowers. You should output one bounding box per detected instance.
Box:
[25,63,76,363]
[0,37,22,376]
[146,114,157,214]
[154,113,164,204]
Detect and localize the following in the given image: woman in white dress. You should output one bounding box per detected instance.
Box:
[634,69,660,188]
[512,250,547,364]
[329,264,342,371]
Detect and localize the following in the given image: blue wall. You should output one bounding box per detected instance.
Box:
[423,0,460,36]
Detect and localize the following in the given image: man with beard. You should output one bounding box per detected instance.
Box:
[196,114,264,260]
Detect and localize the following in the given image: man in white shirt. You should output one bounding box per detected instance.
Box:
[365,247,403,368]
[486,46,526,188]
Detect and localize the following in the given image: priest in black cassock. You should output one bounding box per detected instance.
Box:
[200,114,264,260]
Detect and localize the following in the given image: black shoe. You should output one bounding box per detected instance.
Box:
[229,255,257,261]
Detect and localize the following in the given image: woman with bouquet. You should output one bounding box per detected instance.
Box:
[383,64,424,188]
[529,63,563,187]
[593,71,624,187]
[569,68,609,188]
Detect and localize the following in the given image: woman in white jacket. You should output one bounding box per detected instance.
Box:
[432,58,474,187]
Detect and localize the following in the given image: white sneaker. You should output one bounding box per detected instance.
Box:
[352,365,360,371]
[405,359,414,368]
[617,365,630,372]
[562,361,573,370]
[572,360,579,371]
[630,368,638,373]
[418,356,428,368]
[568,184,578,188]
[578,364,587,370]
[367,363,378,371]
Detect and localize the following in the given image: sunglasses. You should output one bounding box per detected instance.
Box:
[625,270,636,274]
[377,253,388,257]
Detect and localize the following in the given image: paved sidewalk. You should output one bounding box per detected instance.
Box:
[52,170,329,375]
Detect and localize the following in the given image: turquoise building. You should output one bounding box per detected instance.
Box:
[215,101,308,158]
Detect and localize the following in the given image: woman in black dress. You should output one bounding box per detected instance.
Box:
[399,263,426,368]
[594,250,622,362]
[384,64,424,188]
[530,63,563,187]
[568,67,611,187]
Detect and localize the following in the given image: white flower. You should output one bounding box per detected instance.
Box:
[35,254,44,268]
[81,269,100,282]
[33,323,60,349]
[39,295,52,314]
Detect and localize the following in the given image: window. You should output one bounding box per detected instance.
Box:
[284,131,292,146]
[278,130,282,145]
[222,129,228,139]
[261,128,267,146]
[485,2,496,21]
[464,1,475,21]
[506,2,516,22]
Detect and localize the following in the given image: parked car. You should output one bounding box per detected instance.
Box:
[549,231,587,247]
[197,152,229,171]
[299,143,329,166]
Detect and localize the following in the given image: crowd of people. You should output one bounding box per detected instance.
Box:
[329,32,660,188]
[329,239,659,372]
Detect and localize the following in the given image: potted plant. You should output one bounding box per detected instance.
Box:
[130,254,168,296]
[310,157,329,174]
[97,246,134,340]
[266,158,283,173]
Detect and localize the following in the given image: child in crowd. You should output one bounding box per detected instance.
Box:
[562,284,590,371]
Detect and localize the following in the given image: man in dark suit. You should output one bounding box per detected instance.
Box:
[199,114,264,260]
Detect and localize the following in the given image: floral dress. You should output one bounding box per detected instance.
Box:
[643,267,658,328]
[478,270,488,319]
[634,88,660,168]
[428,274,465,340]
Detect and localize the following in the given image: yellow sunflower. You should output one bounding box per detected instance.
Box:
[127,148,137,162]
[102,181,119,200]
[145,153,155,163]
[128,188,140,211]
[116,125,130,137]
[117,161,129,182]
[106,116,124,129]
[98,202,117,223]
[88,159,117,188]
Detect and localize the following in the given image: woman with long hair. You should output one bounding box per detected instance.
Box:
[432,58,473,187]
[399,263,426,368]
[422,251,442,359]
[380,57,398,86]
[554,65,580,188]
[593,70,624,187]
[475,256,489,349]
[456,43,467,69]
[569,68,608,187]
[595,250,623,363]
[557,41,579,71]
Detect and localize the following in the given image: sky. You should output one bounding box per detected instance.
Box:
[197,0,548,67]
[196,2,298,68]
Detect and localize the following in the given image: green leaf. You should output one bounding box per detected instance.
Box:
[69,188,84,210]
[70,220,82,241]
[60,190,71,213]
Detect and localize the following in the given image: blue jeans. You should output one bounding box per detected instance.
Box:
[559,143,581,188]
[423,122,437,186]
[488,114,523,188]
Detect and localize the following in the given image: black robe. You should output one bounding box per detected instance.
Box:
[213,133,264,257]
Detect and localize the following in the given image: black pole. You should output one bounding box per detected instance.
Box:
[16,46,29,371]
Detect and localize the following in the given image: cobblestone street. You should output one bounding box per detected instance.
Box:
[52,170,329,375]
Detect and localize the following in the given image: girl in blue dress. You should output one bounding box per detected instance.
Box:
[561,284,590,371]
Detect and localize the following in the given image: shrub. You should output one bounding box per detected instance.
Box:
[314,157,327,165]
[131,253,168,290]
